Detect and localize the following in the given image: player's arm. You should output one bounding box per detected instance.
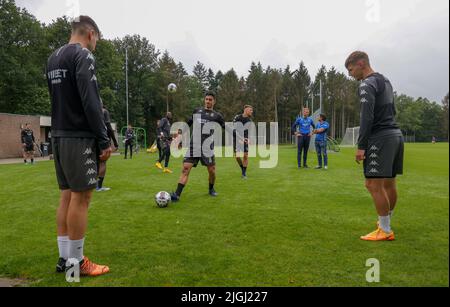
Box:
[21,131,26,145]
[106,123,118,148]
[75,49,111,156]
[187,108,199,127]
[357,83,376,150]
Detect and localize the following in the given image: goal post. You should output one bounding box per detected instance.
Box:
[340,127,360,147]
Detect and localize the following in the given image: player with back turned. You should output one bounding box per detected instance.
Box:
[46,16,112,276]
[345,51,404,241]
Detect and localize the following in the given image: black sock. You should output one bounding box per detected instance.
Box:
[31,158,34,163]
[242,167,247,176]
[24,160,27,163]
[209,183,214,191]
[98,177,104,189]
[176,183,185,196]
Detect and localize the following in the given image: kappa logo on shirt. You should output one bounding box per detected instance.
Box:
[360,90,368,95]
[91,75,97,82]
[86,168,96,176]
[360,82,368,88]
[361,98,368,103]
[85,158,95,165]
[83,148,93,155]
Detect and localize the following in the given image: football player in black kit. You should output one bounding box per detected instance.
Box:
[233,105,253,179]
[171,92,225,202]
[46,16,112,276]
[21,123,35,164]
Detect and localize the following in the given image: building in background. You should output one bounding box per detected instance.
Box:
[0,113,117,159]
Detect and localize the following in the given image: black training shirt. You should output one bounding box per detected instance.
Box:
[358,73,402,150]
[46,43,110,150]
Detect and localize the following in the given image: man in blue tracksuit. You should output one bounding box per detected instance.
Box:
[313,114,330,170]
[292,107,315,168]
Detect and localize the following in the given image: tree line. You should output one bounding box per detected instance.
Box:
[1,0,448,143]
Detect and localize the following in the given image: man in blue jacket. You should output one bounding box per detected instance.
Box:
[313,114,330,170]
[292,107,315,168]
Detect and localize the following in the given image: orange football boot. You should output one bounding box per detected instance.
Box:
[360,228,395,241]
[80,257,110,276]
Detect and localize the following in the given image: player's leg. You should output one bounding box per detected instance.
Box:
[242,152,249,177]
[315,142,322,169]
[383,179,397,215]
[163,145,172,173]
[303,136,310,168]
[156,142,165,169]
[66,190,109,276]
[124,141,128,159]
[30,150,35,164]
[322,142,328,169]
[56,189,71,272]
[207,164,218,196]
[171,162,194,201]
[360,178,394,241]
[297,136,303,168]
[96,161,108,191]
[23,146,28,164]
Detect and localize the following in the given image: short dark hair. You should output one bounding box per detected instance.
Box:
[205,91,216,99]
[71,15,101,36]
[244,105,253,110]
[319,114,327,121]
[345,51,370,68]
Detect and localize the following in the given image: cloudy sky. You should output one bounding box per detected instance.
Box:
[17,0,449,102]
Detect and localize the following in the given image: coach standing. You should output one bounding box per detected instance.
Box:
[46,16,112,276]
[345,51,404,242]
[292,107,315,168]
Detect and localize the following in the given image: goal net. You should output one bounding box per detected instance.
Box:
[340,127,360,147]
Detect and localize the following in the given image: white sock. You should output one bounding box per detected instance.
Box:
[389,210,394,218]
[69,238,85,262]
[379,216,391,233]
[57,236,69,260]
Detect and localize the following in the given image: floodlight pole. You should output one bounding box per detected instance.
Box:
[319,80,323,112]
[125,48,129,126]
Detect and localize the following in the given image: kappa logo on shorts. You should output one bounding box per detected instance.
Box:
[360,90,368,95]
[88,178,97,185]
[83,148,93,155]
[370,145,379,151]
[369,153,378,159]
[369,160,379,166]
[91,75,97,82]
[86,168,96,176]
[85,158,95,165]
[369,168,379,174]
[361,98,368,103]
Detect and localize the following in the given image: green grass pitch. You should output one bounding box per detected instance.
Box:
[0,143,448,287]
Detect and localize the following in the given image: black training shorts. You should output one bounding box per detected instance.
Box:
[52,138,99,192]
[24,143,34,152]
[183,154,216,167]
[364,133,404,179]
